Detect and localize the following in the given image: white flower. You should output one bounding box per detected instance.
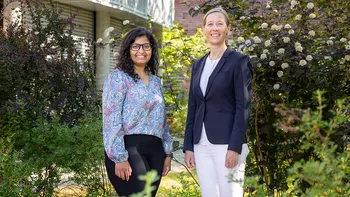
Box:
[237,37,245,43]
[296,46,303,52]
[257,63,262,68]
[240,16,246,20]
[306,55,313,61]
[309,13,316,19]
[299,59,307,66]
[123,20,130,25]
[278,48,285,54]
[288,29,295,34]
[261,23,268,29]
[265,40,271,47]
[266,3,271,8]
[344,55,350,61]
[271,24,278,30]
[248,47,254,51]
[327,40,334,45]
[253,36,262,43]
[109,38,115,43]
[340,38,347,43]
[260,54,267,59]
[345,45,350,50]
[290,0,299,9]
[107,27,115,32]
[295,42,303,52]
[329,36,336,40]
[295,14,302,20]
[273,9,278,13]
[283,37,291,43]
[295,42,302,47]
[308,30,315,36]
[245,40,252,46]
[307,3,314,9]
[34,31,39,35]
[339,58,345,64]
[277,70,284,77]
[284,24,292,29]
[273,84,280,90]
[324,56,332,60]
[263,49,269,54]
[276,25,283,31]
[291,0,298,6]
[281,63,289,69]
[269,61,276,67]
[96,38,103,43]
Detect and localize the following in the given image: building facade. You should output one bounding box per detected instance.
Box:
[174,0,202,35]
[1,0,174,90]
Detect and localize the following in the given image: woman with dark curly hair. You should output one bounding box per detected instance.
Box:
[102,27,173,197]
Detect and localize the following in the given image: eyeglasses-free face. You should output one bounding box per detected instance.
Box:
[203,12,229,46]
[130,43,152,51]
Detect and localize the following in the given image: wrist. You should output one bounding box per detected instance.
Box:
[165,152,173,159]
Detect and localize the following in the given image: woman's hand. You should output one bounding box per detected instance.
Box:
[115,161,132,181]
[225,150,239,168]
[162,157,172,176]
[184,150,196,168]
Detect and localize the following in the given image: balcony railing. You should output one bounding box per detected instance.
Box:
[109,0,147,17]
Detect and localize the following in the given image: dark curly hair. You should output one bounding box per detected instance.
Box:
[115,27,159,81]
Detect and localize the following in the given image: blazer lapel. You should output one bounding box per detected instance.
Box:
[194,53,209,98]
[205,47,233,96]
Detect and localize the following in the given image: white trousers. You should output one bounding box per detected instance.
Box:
[194,143,249,197]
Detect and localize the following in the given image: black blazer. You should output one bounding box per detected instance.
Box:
[183,47,253,154]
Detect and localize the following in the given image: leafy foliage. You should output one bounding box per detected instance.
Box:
[246,92,349,196]
[160,23,207,134]
[0,0,106,196]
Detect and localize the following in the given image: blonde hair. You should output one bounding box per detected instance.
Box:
[202,7,231,26]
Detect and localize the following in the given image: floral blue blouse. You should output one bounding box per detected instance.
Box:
[102,69,173,163]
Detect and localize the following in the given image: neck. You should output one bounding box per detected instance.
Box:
[134,65,147,76]
[209,44,227,60]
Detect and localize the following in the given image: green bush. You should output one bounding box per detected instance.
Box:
[160,23,207,134]
[0,136,36,196]
[0,0,108,196]
[244,91,349,196]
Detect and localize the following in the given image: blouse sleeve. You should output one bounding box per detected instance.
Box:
[102,70,129,163]
[157,78,173,152]
[162,116,173,153]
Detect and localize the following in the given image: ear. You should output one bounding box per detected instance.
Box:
[226,25,232,36]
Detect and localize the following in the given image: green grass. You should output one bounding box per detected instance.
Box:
[157,169,201,197]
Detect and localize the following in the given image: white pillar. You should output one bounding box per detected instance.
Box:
[96,11,111,91]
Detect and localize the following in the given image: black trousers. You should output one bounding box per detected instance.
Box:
[105,134,165,197]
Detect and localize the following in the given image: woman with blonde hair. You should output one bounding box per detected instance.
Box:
[183,7,253,197]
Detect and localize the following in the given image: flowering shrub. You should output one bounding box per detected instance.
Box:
[189,0,350,193]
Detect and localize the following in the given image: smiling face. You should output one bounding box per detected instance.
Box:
[203,12,230,46]
[130,36,152,68]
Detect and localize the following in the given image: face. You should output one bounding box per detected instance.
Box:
[130,35,152,68]
[203,12,229,46]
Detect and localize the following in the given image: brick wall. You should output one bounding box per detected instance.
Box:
[174,0,203,35]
